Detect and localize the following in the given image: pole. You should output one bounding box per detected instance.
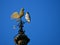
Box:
[14,19,30,45]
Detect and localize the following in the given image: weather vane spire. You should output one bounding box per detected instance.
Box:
[11,8,31,45]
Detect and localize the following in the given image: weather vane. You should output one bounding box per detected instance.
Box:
[11,8,31,45]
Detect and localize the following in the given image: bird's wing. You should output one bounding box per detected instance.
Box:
[25,12,31,23]
[19,11,24,18]
[11,12,20,19]
[19,8,24,18]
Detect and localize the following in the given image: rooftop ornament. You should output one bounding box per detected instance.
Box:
[11,8,31,45]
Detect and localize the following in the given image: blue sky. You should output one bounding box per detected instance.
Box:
[0,0,60,45]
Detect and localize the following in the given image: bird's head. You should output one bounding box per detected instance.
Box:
[26,12,29,14]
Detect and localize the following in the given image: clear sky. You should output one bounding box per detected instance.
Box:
[0,0,60,45]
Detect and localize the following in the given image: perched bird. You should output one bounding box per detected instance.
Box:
[25,12,31,23]
[11,8,24,19]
